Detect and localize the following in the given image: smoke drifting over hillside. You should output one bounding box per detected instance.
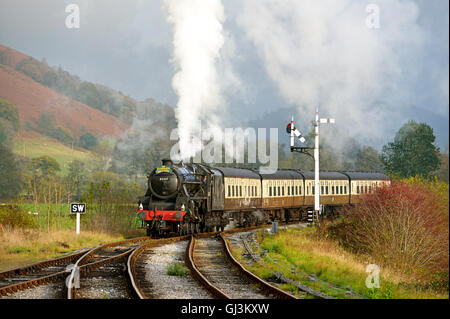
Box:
[237,0,428,145]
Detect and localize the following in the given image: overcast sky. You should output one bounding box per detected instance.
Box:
[0,0,448,148]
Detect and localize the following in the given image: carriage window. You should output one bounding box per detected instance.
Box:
[240,186,242,197]
[312,186,315,195]
[332,186,335,194]
[282,187,285,196]
[232,185,235,197]
[344,186,347,194]
[299,186,302,195]
[288,186,290,195]
[365,186,368,193]
[269,187,272,197]
[340,186,343,194]
[321,186,324,195]
[277,187,280,196]
[228,185,231,197]
[252,186,255,197]
[326,186,329,195]
[357,186,359,194]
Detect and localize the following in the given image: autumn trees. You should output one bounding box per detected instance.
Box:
[381,121,441,179]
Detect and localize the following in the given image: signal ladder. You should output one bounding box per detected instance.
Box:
[307,210,320,227]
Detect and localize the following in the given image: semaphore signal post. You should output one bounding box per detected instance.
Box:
[287,109,335,226]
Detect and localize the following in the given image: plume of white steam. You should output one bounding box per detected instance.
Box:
[237,0,425,145]
[163,0,227,160]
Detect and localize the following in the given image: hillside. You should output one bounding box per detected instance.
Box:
[0,44,178,176]
[12,131,99,175]
[0,63,128,139]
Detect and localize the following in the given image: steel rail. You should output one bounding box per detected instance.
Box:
[0,249,90,298]
[128,222,302,299]
[219,233,297,299]
[67,236,152,299]
[0,249,89,280]
[127,235,190,299]
[0,221,301,298]
[185,235,230,299]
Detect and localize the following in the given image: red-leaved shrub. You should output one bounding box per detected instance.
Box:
[330,181,448,286]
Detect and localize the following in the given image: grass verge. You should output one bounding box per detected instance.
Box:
[231,227,448,299]
[0,227,125,272]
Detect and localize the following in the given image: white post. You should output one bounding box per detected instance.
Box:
[290,116,295,148]
[314,109,320,213]
[288,109,334,222]
[76,213,80,235]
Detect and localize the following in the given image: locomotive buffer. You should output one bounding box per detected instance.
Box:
[287,110,335,226]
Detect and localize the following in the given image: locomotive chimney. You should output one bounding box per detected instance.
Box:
[162,159,173,166]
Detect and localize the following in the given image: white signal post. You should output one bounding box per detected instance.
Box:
[314,109,335,213]
[290,117,295,148]
[289,109,335,219]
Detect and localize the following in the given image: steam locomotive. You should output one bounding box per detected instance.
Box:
[137,159,390,237]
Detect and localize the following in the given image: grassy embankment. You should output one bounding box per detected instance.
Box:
[0,227,127,272]
[13,133,99,175]
[0,204,146,272]
[230,227,448,299]
[0,133,147,271]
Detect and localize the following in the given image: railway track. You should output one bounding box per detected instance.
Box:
[66,236,151,299]
[127,235,198,299]
[186,233,296,299]
[1,221,302,299]
[0,237,152,299]
[127,222,299,299]
[0,249,89,298]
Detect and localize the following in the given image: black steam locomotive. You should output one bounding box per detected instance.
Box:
[137,159,390,237]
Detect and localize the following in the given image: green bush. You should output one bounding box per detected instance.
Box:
[79,133,98,150]
[0,97,20,132]
[0,205,37,229]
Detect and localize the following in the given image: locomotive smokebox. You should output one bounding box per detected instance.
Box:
[149,159,179,199]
